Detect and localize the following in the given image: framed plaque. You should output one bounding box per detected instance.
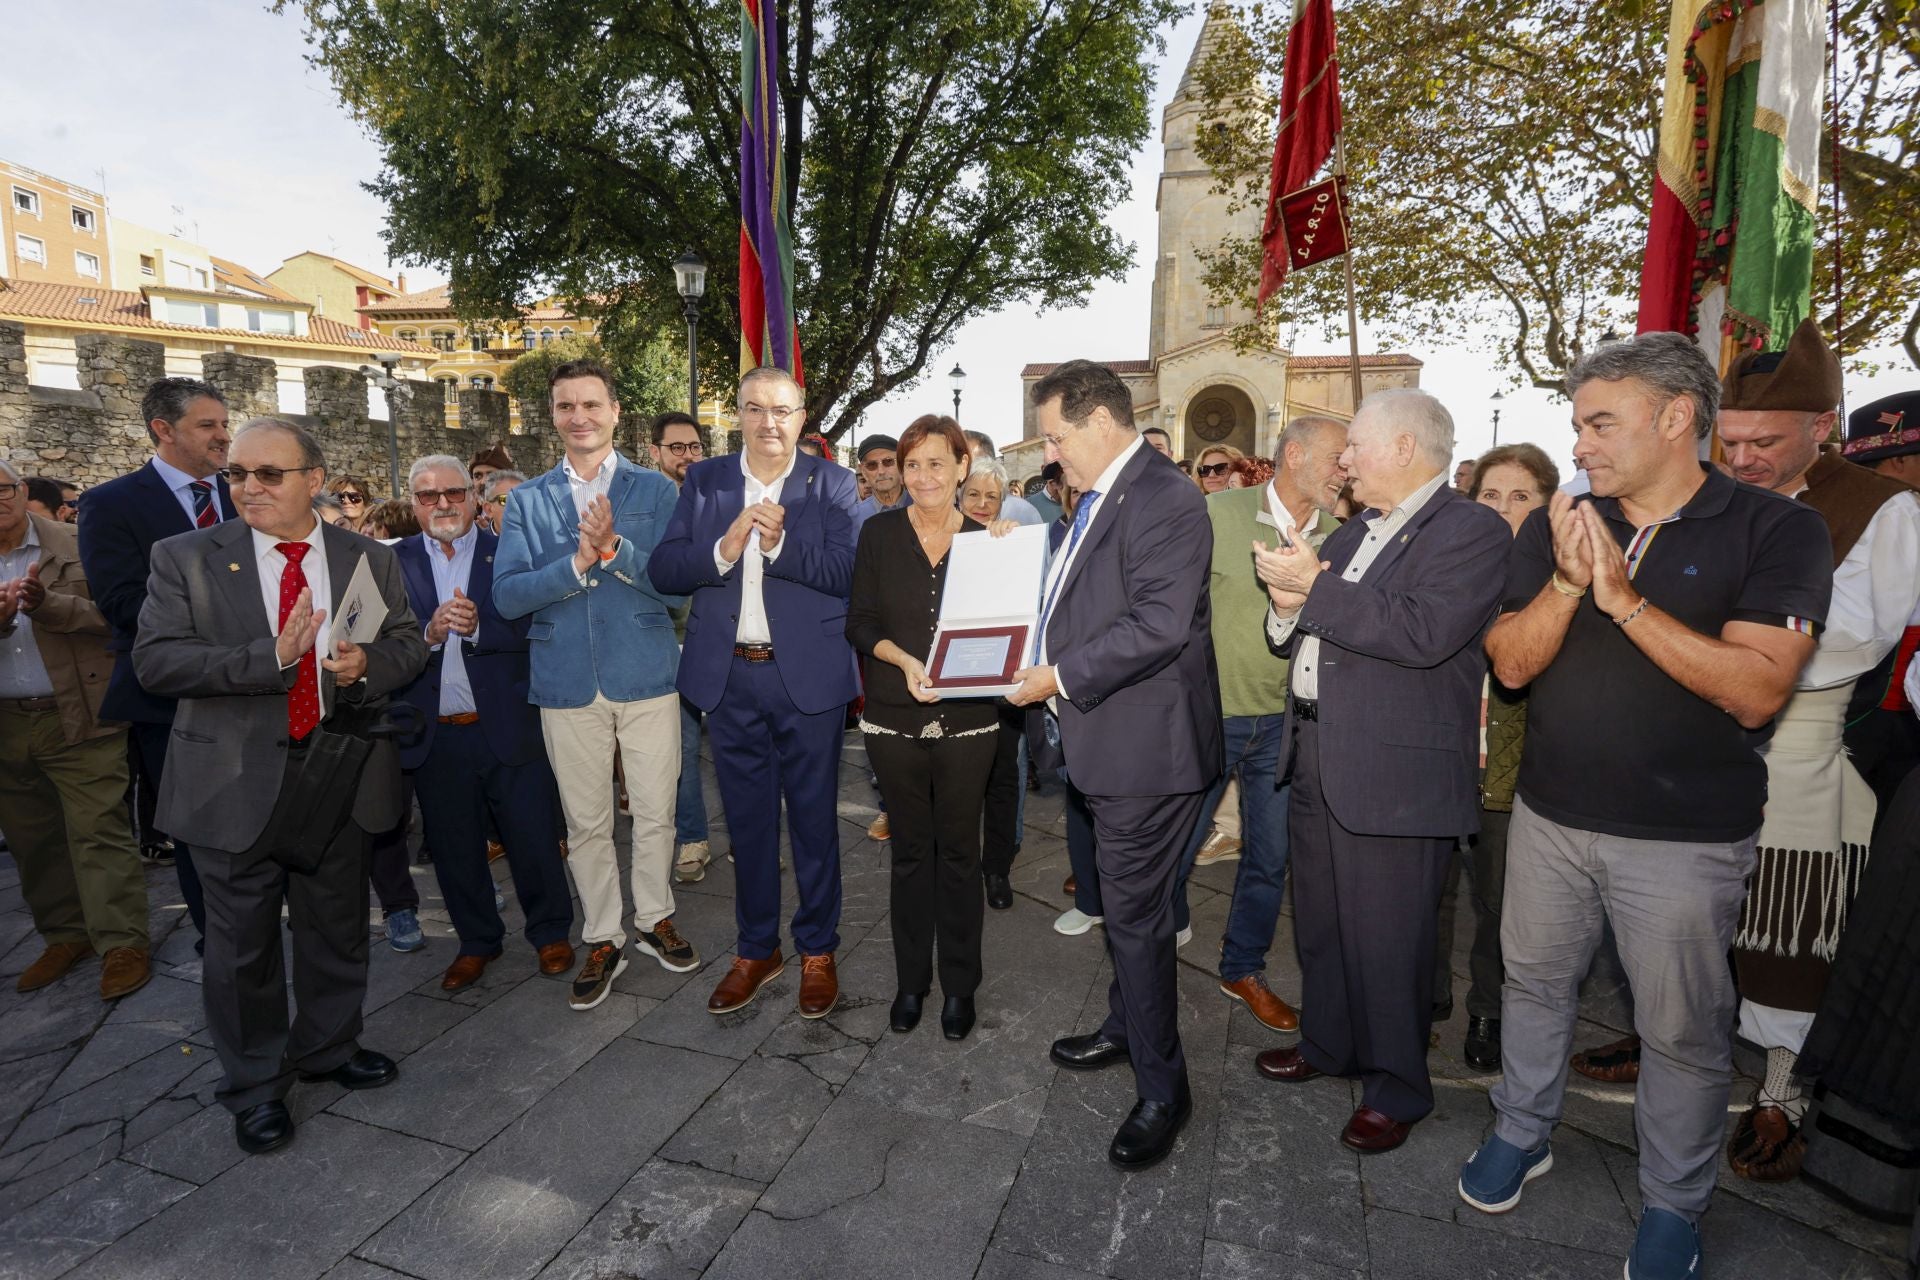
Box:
[927,624,1030,689]
[922,525,1048,698]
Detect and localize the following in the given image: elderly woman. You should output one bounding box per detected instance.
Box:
[1193,444,1244,494]
[1445,441,1559,1072]
[959,458,1009,524]
[848,414,1014,1042]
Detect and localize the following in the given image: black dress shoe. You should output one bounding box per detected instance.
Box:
[985,873,1013,910]
[890,991,925,1033]
[941,995,976,1041]
[299,1049,398,1091]
[1050,1031,1129,1071]
[1464,1016,1502,1071]
[1109,1084,1192,1169]
[233,1100,293,1154]
[1432,994,1454,1022]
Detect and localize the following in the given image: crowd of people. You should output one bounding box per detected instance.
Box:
[2,330,1917,1280]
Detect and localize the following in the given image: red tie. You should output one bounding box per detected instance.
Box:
[189,480,219,529]
[277,542,320,740]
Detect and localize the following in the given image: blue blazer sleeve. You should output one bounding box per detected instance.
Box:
[764,462,858,601]
[491,484,585,620]
[648,468,728,595]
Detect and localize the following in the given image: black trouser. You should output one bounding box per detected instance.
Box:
[867,729,998,997]
[1434,806,1511,1022]
[367,775,420,915]
[196,760,372,1113]
[1063,775,1104,917]
[129,720,205,942]
[980,702,1025,878]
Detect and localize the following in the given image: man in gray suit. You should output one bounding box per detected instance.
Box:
[135,418,428,1155]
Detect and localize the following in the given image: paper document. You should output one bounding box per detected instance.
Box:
[335,554,388,645]
[940,634,1016,679]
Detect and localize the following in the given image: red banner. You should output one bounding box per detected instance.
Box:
[1258,0,1343,307]
[1275,177,1349,273]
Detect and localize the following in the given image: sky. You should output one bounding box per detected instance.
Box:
[3,3,1908,477]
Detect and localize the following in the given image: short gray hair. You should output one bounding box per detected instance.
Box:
[1566,331,1719,439]
[233,418,325,471]
[0,457,22,482]
[965,457,1009,490]
[1356,389,1454,466]
[1278,414,1345,459]
[408,454,470,489]
[313,492,343,515]
[482,469,528,500]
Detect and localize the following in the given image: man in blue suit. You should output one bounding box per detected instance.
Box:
[649,366,859,1020]
[75,377,234,949]
[393,455,574,993]
[494,359,694,1012]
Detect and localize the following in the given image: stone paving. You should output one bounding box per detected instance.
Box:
[0,732,1908,1280]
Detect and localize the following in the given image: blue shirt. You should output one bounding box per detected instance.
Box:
[149,454,229,527]
[422,525,479,717]
[851,490,908,539]
[0,520,55,699]
[1001,492,1045,526]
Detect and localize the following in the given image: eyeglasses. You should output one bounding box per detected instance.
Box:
[1197,462,1232,478]
[861,457,897,472]
[660,441,706,457]
[741,402,798,422]
[336,491,367,505]
[0,483,17,501]
[486,494,510,507]
[412,486,471,506]
[224,465,320,487]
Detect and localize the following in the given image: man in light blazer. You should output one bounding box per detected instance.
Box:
[134,418,427,1156]
[1009,359,1223,1171]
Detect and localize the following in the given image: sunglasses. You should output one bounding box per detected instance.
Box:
[1197,462,1232,478]
[336,491,366,504]
[412,486,471,506]
[862,458,897,471]
[225,465,320,487]
[486,494,510,507]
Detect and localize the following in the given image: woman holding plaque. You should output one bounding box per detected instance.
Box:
[847,414,1007,1042]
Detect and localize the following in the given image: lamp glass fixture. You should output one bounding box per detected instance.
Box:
[673,251,707,299]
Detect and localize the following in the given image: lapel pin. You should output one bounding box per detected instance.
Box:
[228,562,240,572]
[1399,533,1410,543]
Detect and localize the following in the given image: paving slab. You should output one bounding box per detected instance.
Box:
[120,1074,345,1187]
[975,1247,1112,1280]
[534,1157,764,1280]
[658,1052,833,1183]
[1199,1239,1367,1280]
[0,1157,194,1279]
[0,1046,74,1148]
[1364,1204,1618,1280]
[1,1035,202,1159]
[359,1038,734,1280]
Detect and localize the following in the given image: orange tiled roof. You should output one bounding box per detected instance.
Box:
[1019,359,1156,377]
[210,256,299,302]
[1019,352,1420,377]
[0,277,435,355]
[359,284,588,323]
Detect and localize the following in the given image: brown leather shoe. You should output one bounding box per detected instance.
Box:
[1340,1105,1412,1154]
[486,840,505,863]
[536,941,575,976]
[797,952,838,1019]
[1255,1045,1323,1083]
[707,952,785,1015]
[17,940,92,993]
[1729,1104,1806,1182]
[1220,973,1300,1032]
[441,951,501,991]
[1569,1034,1641,1084]
[99,947,152,1001]
[1063,873,1077,895]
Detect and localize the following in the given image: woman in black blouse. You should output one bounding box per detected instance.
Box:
[847,414,1011,1041]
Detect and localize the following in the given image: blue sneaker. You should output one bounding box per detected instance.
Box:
[1458,1134,1553,1213]
[1626,1207,1700,1279]
[386,908,424,953]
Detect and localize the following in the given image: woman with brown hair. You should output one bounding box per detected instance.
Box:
[1192,444,1244,495]
[328,475,376,532]
[363,498,421,541]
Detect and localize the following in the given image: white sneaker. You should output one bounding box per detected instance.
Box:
[1054,908,1103,936]
[674,840,711,884]
[1177,926,1193,948]
[1194,831,1242,866]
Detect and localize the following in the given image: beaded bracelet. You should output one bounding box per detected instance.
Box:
[1613,598,1648,628]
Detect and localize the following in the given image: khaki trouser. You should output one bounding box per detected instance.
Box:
[0,702,149,953]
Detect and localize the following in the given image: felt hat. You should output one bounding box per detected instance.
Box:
[1841,391,1920,465]
[1720,317,1843,414]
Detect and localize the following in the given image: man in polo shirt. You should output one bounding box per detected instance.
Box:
[850,434,906,537]
[1459,332,1831,1280]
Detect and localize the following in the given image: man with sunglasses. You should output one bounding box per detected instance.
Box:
[477,470,527,536]
[134,417,428,1156]
[649,412,718,885]
[77,377,235,949]
[850,434,906,536]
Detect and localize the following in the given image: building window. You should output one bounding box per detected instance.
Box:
[11,187,38,216]
[139,254,157,277]
[193,267,210,290]
[558,327,574,339]
[74,250,100,280]
[71,206,95,233]
[14,234,45,265]
[437,376,458,402]
[469,329,491,352]
[247,307,294,334]
[1203,305,1227,328]
[429,330,455,352]
[469,375,494,390]
[396,328,418,342]
[163,298,218,327]
[520,329,535,350]
[539,327,555,346]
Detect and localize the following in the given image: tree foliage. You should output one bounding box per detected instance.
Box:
[280,0,1181,439]
[1191,0,1920,390]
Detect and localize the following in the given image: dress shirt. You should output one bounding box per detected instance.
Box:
[422,525,478,716]
[716,450,796,646]
[1268,468,1452,701]
[0,521,56,698]
[851,489,908,537]
[564,450,618,517]
[1037,433,1147,704]
[1790,488,1920,690]
[1000,492,1045,526]
[150,453,228,526]
[251,520,333,702]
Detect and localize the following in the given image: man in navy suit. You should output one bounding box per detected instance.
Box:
[1250,389,1511,1154]
[76,377,234,947]
[1010,359,1223,1170]
[648,366,859,1021]
[392,456,574,993]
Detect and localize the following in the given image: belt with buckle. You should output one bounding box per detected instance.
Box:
[1292,698,1319,723]
[438,712,480,725]
[0,695,59,714]
[733,643,776,663]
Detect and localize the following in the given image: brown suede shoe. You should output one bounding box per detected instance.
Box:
[17,941,92,993]
[99,947,152,1001]
[797,952,839,1019]
[1569,1034,1641,1084]
[707,952,786,1015]
[537,941,575,976]
[1220,973,1300,1032]
[441,951,501,991]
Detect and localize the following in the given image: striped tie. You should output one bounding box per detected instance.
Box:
[189,480,219,529]
[1036,489,1100,647]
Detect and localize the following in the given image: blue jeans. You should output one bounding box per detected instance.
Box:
[1172,713,1291,980]
[674,696,708,844]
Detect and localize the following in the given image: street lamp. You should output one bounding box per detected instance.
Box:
[948,362,967,418]
[358,350,406,496]
[1489,389,1506,447]
[672,250,707,422]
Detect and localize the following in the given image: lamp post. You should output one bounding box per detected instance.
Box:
[358,351,405,496]
[672,250,707,422]
[1489,389,1506,447]
[948,362,967,419]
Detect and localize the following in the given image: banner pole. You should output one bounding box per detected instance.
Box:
[1335,132,1364,410]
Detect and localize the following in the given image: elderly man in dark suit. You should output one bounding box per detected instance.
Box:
[134,418,427,1156]
[1251,388,1510,1154]
[76,377,234,944]
[1009,359,1223,1170]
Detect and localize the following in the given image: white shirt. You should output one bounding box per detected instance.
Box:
[717,450,796,646]
[1037,434,1147,705]
[564,450,617,517]
[252,520,333,704]
[1793,488,1920,691]
[1267,469,1452,701]
[150,454,228,526]
[422,525,479,717]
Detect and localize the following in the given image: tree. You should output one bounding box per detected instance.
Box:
[1189,0,1920,391]
[280,0,1181,439]
[498,331,687,425]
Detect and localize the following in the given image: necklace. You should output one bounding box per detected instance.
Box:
[908,505,956,539]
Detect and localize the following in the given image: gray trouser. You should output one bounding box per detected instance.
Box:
[1490,796,1756,1221]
